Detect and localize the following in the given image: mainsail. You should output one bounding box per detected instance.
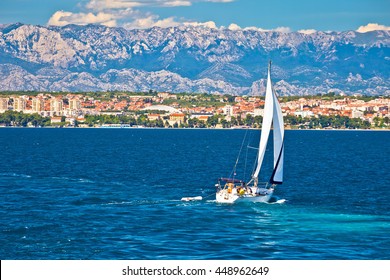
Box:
[252,62,284,185]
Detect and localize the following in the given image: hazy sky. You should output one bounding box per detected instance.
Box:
[0,0,389,32]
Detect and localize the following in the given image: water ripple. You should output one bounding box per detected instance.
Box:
[0,129,389,259]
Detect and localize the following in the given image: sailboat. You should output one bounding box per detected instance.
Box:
[215,61,284,203]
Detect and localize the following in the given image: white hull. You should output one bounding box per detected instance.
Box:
[216,187,273,204]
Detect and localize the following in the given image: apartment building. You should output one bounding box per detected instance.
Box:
[13,97,26,112]
[0,98,9,112]
[50,99,63,116]
[32,97,44,112]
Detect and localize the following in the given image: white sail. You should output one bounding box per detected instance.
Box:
[215,61,284,203]
[270,87,284,184]
[253,64,273,179]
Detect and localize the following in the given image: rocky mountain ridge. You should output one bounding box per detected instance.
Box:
[0,23,389,95]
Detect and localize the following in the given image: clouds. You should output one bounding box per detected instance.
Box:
[85,0,193,10]
[48,11,117,27]
[123,15,181,29]
[183,21,217,29]
[227,23,241,31]
[47,0,240,29]
[162,1,192,7]
[298,29,317,35]
[46,1,390,33]
[206,0,234,2]
[297,23,390,35]
[356,23,390,33]
[47,0,220,28]
[230,24,291,33]
[85,0,143,11]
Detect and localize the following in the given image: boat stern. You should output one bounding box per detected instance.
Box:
[216,189,240,203]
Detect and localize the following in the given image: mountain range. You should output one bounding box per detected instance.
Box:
[0,23,389,96]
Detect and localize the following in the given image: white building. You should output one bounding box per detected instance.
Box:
[253,108,264,117]
[189,113,213,119]
[0,98,9,112]
[69,99,81,110]
[50,99,63,116]
[32,98,44,112]
[223,105,233,116]
[294,110,314,118]
[13,97,26,112]
[351,110,364,119]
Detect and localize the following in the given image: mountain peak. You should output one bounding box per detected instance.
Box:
[0,24,389,95]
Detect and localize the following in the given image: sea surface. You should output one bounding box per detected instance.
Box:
[0,128,389,260]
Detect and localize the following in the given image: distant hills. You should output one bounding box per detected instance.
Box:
[0,23,389,96]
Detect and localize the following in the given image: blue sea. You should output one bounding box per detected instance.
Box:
[0,128,389,260]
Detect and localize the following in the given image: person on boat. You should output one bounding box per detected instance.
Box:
[236,185,246,196]
[227,183,233,193]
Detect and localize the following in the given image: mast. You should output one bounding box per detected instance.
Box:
[252,61,273,181]
[252,61,284,185]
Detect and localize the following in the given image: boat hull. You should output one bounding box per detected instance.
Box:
[216,188,273,204]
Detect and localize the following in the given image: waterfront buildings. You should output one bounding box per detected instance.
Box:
[69,99,81,110]
[0,92,389,128]
[169,113,186,126]
[13,97,26,112]
[0,98,9,112]
[50,99,63,116]
[32,97,44,112]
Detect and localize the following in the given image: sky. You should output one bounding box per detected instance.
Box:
[0,0,389,32]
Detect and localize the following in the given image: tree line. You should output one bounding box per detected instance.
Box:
[0,111,51,127]
[1,111,388,129]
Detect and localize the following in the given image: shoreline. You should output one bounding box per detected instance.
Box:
[1,126,389,131]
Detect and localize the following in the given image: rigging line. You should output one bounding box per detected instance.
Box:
[243,135,249,182]
[247,145,259,150]
[229,128,249,179]
[250,130,260,179]
[243,127,254,182]
[251,150,258,179]
[203,192,216,200]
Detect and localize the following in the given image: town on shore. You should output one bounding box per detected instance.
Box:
[0,91,389,130]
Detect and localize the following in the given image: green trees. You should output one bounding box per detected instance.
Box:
[85,114,140,126]
[84,113,170,127]
[0,110,385,130]
[384,117,389,126]
[206,115,220,127]
[244,114,254,127]
[283,114,375,129]
[0,111,50,127]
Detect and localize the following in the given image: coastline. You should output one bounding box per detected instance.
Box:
[1,126,389,131]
